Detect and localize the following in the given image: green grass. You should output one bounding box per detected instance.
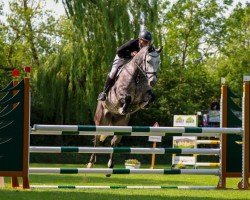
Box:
[0,163,250,200]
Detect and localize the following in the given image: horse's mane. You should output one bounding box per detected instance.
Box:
[135,46,149,58]
[132,45,154,64]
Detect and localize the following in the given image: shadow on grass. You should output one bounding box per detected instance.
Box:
[0,189,247,200]
[28,174,201,186]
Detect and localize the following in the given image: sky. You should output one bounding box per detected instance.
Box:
[37,0,249,18]
[0,0,249,21]
[43,1,65,18]
[0,1,65,20]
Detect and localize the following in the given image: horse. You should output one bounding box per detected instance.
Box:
[87,45,162,176]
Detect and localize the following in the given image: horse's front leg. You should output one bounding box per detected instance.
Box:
[106,135,122,177]
[140,90,156,109]
[118,95,131,115]
[87,135,103,168]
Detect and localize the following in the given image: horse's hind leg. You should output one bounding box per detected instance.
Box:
[106,135,123,178]
[87,101,110,168]
[108,135,122,169]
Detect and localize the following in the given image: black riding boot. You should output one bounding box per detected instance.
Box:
[97,77,115,101]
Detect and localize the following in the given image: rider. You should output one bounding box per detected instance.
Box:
[97,30,153,101]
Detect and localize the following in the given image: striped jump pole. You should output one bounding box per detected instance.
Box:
[32,125,243,136]
[195,163,220,167]
[29,168,219,175]
[195,140,220,168]
[196,140,220,145]
[31,130,223,137]
[29,146,220,155]
[30,185,217,190]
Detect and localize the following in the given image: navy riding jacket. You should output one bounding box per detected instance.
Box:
[116,39,140,59]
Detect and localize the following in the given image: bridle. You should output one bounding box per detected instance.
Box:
[135,50,159,80]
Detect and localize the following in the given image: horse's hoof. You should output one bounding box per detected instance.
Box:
[141,105,149,110]
[106,174,112,177]
[100,135,108,142]
[140,101,149,109]
[86,162,93,168]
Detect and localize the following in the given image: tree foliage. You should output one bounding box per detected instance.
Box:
[35,0,161,124]
[2,0,58,68]
[214,3,250,93]
[138,0,232,125]
[0,0,249,126]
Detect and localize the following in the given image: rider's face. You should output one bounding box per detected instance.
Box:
[139,39,150,48]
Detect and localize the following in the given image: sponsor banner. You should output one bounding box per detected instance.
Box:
[172,136,197,166]
[173,115,198,127]
[173,136,197,148]
[148,136,162,142]
[172,156,196,165]
[208,110,220,123]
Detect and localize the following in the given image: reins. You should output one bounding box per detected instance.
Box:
[134,50,158,80]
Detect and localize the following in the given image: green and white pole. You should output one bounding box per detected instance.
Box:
[29,146,220,155]
[29,168,219,175]
[30,185,217,190]
[32,125,242,136]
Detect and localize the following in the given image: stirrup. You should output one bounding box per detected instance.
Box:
[97,92,107,101]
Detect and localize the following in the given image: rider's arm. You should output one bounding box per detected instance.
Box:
[116,39,139,58]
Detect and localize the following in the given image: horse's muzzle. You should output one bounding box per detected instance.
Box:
[149,79,157,87]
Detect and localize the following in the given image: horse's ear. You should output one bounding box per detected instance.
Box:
[156,46,163,54]
[148,45,155,52]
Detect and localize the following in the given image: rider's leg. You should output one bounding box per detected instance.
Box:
[97,55,121,101]
[97,76,115,101]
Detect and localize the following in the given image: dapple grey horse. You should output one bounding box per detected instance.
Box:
[87,45,162,176]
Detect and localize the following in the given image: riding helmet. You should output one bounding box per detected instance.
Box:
[139,30,152,42]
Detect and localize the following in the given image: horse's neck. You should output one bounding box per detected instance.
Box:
[116,50,146,86]
[128,52,145,75]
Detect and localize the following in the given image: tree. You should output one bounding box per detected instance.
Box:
[33,0,161,124]
[3,0,59,68]
[0,1,12,86]
[213,3,250,93]
[141,0,232,125]
[0,0,68,123]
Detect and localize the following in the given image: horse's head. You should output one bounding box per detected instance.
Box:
[139,45,162,87]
